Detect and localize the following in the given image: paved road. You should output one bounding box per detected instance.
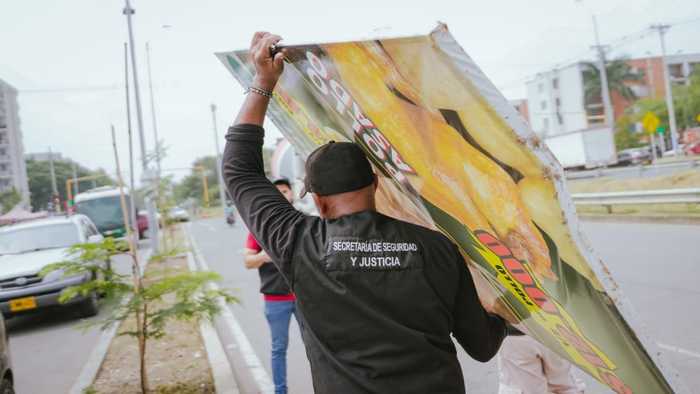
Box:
[7,244,150,394]
[189,218,700,393]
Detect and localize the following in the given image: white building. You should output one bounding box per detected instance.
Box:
[525,63,596,137]
[526,53,700,137]
[0,79,30,208]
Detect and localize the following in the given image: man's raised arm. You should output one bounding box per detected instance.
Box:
[222,32,304,268]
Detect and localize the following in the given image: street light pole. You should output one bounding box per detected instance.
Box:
[48,147,58,197]
[123,0,159,252]
[210,103,227,209]
[124,42,138,237]
[71,161,79,196]
[591,15,614,128]
[651,23,680,155]
[145,42,162,177]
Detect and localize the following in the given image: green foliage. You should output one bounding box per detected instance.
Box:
[614,69,700,151]
[173,147,273,207]
[583,58,643,104]
[42,236,237,392]
[614,127,644,151]
[26,158,114,211]
[0,188,21,214]
[148,245,187,264]
[173,156,218,206]
[40,238,132,302]
[121,271,235,340]
[673,69,700,130]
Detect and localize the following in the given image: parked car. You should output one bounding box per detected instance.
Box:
[685,141,700,155]
[168,206,190,222]
[137,210,149,239]
[0,215,106,319]
[0,314,13,394]
[616,147,651,166]
[662,144,686,157]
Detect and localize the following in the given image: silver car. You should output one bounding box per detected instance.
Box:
[0,215,105,319]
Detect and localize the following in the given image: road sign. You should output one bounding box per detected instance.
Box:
[642,112,660,134]
[696,113,700,123]
[657,126,666,134]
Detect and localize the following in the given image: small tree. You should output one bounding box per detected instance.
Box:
[0,188,21,214]
[42,240,236,394]
[41,126,237,393]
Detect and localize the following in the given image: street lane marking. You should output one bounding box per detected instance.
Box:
[186,223,275,393]
[658,343,700,360]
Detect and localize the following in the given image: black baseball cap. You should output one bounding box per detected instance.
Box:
[300,141,374,197]
[272,178,291,188]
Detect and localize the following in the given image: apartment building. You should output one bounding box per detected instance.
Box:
[0,78,30,208]
[526,52,700,136]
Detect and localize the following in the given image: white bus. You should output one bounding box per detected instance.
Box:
[74,187,131,238]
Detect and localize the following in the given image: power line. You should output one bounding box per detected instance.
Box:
[19,85,122,94]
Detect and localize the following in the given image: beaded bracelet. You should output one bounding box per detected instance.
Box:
[246,86,273,98]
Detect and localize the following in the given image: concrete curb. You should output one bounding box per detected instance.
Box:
[68,246,153,394]
[185,223,275,394]
[186,251,241,394]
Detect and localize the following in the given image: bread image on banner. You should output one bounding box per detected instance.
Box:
[217,24,687,394]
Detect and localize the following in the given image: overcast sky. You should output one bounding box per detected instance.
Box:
[1,0,698,183]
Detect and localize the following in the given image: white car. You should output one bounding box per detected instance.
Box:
[168,206,190,222]
[0,215,105,318]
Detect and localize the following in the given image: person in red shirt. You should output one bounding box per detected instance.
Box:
[243,178,297,394]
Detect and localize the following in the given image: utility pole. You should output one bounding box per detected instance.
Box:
[651,23,680,155]
[210,103,227,209]
[591,15,614,128]
[48,147,58,196]
[123,0,159,252]
[48,147,59,213]
[145,42,162,177]
[71,161,79,196]
[124,42,138,237]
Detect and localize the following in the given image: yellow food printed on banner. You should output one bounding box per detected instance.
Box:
[469,230,632,394]
[276,90,340,146]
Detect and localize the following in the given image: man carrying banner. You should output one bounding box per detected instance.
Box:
[222,31,507,393]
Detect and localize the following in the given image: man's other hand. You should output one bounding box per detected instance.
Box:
[250,32,285,91]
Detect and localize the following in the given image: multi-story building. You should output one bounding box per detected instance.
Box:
[526,53,700,137]
[0,78,30,208]
[525,63,593,136]
[612,53,700,120]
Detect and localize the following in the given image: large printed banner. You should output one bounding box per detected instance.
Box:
[218,25,680,393]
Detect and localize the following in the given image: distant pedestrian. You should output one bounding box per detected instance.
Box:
[243,178,298,394]
[498,327,585,394]
[222,31,507,393]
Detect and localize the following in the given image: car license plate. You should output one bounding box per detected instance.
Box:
[9,296,37,312]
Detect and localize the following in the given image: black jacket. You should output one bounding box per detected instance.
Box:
[259,261,291,295]
[223,124,506,394]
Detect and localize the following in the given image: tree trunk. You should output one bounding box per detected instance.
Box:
[139,303,149,393]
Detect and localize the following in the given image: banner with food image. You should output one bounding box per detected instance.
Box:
[217,24,684,394]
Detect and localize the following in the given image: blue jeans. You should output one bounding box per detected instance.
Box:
[264,300,296,394]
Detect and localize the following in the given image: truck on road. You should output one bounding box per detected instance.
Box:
[544,126,617,169]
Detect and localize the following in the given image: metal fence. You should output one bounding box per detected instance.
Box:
[566,160,699,180]
[572,188,700,206]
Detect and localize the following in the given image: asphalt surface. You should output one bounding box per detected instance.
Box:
[189,217,700,394]
[6,243,150,394]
